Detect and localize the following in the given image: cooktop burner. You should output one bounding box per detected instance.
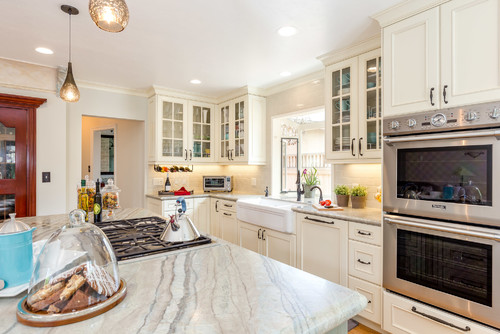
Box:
[95,216,211,261]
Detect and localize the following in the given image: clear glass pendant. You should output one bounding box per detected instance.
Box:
[89,0,129,33]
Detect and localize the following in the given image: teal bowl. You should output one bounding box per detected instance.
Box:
[0,228,35,288]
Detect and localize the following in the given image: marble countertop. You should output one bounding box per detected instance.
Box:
[0,209,367,333]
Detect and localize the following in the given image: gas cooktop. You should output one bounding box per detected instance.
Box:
[95,216,211,261]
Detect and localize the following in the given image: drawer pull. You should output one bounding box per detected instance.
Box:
[262,230,266,241]
[305,216,334,225]
[224,204,233,208]
[357,259,371,265]
[258,228,262,240]
[223,212,232,217]
[357,230,372,236]
[411,307,471,332]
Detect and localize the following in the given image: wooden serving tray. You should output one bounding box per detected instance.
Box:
[17,279,127,327]
[312,203,344,211]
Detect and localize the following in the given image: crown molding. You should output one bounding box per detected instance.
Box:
[372,0,451,28]
[78,80,149,97]
[150,85,219,104]
[317,34,381,67]
[261,71,324,97]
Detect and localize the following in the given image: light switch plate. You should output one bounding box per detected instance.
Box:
[42,172,51,183]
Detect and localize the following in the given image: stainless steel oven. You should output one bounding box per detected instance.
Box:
[383,102,500,227]
[384,214,500,329]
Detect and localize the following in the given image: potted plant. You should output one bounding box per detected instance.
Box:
[351,185,368,209]
[334,185,350,207]
[302,168,319,198]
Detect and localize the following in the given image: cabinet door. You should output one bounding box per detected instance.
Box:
[218,103,232,162]
[193,197,210,234]
[358,49,382,160]
[158,97,188,162]
[210,198,220,237]
[441,0,500,107]
[326,58,359,160]
[145,197,162,216]
[261,228,296,267]
[348,276,381,325]
[348,240,382,285]
[238,221,261,254]
[188,102,214,163]
[219,210,238,244]
[383,7,440,116]
[232,98,247,162]
[298,215,348,285]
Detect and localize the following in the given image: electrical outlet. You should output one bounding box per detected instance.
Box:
[42,172,51,183]
[153,178,163,186]
[251,178,257,186]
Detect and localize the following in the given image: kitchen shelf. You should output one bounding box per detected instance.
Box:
[153,164,194,173]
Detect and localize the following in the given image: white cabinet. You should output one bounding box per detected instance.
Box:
[383,0,500,117]
[325,50,382,161]
[217,94,266,165]
[297,213,348,286]
[238,221,297,267]
[383,290,499,334]
[148,95,215,163]
[145,197,162,216]
[348,222,382,325]
[211,198,238,244]
[193,197,210,234]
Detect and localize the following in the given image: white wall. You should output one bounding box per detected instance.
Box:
[66,87,148,212]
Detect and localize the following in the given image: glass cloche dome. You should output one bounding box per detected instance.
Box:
[19,209,125,324]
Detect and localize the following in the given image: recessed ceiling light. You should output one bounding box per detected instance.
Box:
[35,47,54,55]
[190,79,201,84]
[280,71,291,77]
[278,26,297,37]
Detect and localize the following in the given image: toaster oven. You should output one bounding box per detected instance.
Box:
[203,176,233,192]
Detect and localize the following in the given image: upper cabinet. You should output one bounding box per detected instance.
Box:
[148,88,265,165]
[148,95,215,163]
[381,0,500,117]
[217,94,266,165]
[322,41,382,162]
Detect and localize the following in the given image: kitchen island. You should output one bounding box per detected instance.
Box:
[0,209,367,334]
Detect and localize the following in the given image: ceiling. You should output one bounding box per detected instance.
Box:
[0,0,402,97]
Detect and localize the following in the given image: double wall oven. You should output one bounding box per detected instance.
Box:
[383,101,500,329]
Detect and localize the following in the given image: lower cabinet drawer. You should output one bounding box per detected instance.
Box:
[383,291,500,334]
[349,240,381,285]
[348,276,381,325]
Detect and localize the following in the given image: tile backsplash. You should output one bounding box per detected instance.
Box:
[333,164,382,208]
[147,165,269,195]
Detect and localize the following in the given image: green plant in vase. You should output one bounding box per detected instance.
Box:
[351,185,368,208]
[334,185,350,207]
[302,168,319,198]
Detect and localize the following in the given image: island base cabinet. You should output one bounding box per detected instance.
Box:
[348,276,381,325]
[238,221,297,267]
[383,291,499,334]
[193,197,210,234]
[297,214,348,286]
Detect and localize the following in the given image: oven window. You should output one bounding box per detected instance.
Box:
[205,178,224,187]
[397,229,492,306]
[397,145,492,206]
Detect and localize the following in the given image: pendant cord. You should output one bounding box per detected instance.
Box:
[68,11,72,62]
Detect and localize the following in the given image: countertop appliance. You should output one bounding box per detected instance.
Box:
[203,176,232,192]
[383,101,500,329]
[95,216,211,261]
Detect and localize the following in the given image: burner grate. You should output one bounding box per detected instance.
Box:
[95,216,211,261]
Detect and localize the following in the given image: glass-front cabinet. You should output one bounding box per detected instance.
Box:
[325,49,382,161]
[217,94,266,164]
[148,95,214,163]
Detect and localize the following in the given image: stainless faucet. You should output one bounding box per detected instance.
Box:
[309,186,323,203]
[296,170,304,201]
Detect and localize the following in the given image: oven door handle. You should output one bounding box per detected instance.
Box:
[384,128,500,145]
[385,217,500,241]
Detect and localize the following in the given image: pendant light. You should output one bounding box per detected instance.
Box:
[60,5,80,103]
[89,0,129,33]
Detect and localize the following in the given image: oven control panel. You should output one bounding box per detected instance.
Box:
[384,101,500,136]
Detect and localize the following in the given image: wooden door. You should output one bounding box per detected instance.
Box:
[0,94,45,218]
[383,7,440,116]
[441,0,500,107]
